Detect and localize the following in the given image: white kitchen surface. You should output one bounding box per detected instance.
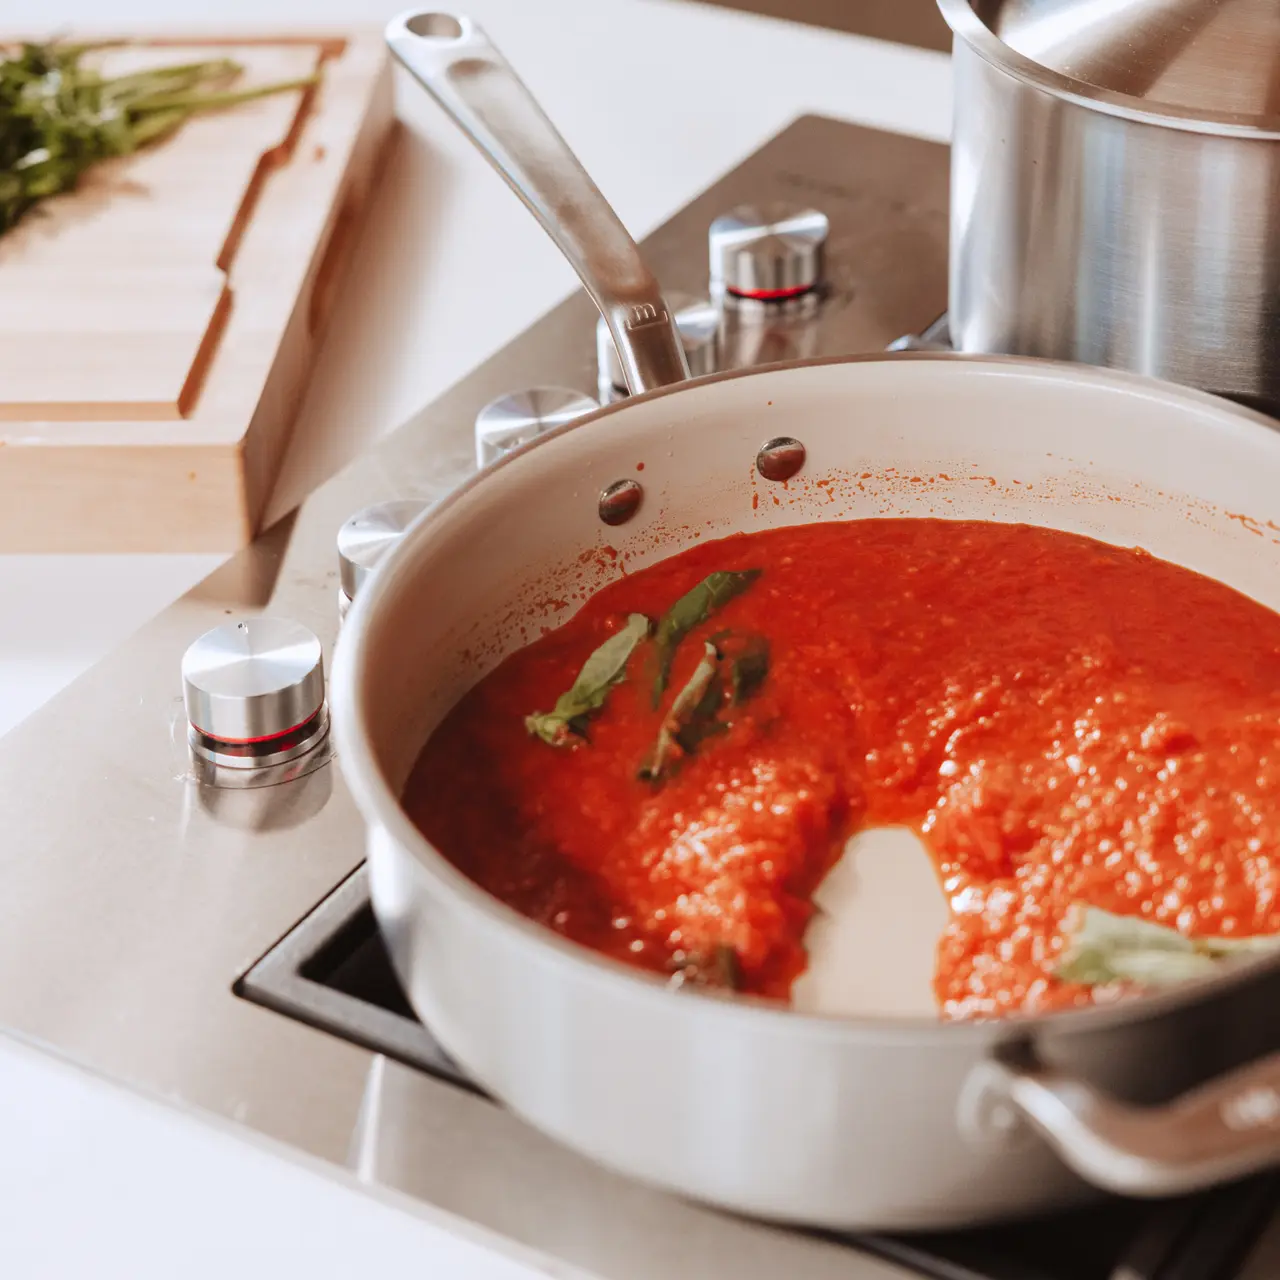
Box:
[0,1,950,1274]
[0,1030,587,1280]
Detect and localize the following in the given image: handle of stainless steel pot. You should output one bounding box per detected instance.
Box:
[988,1052,1280,1197]
[385,11,690,396]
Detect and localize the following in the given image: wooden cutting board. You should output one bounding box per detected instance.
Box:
[0,32,396,551]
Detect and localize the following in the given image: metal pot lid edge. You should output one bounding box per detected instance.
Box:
[938,0,1280,140]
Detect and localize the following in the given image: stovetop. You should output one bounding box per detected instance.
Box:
[2,113,1279,1280]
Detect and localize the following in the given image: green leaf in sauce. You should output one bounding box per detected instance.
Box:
[638,631,772,782]
[525,613,651,747]
[1055,905,1280,989]
[718,631,770,705]
[673,675,730,756]
[651,569,762,706]
[638,641,722,781]
[668,944,743,991]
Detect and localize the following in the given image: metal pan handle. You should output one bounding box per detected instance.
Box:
[385,11,690,396]
[992,1051,1280,1197]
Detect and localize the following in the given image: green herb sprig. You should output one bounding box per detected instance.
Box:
[650,569,761,706]
[0,40,319,236]
[639,640,723,781]
[525,612,651,747]
[638,631,771,782]
[1055,905,1280,989]
[668,944,743,992]
[524,570,768,770]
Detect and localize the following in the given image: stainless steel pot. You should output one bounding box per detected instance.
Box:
[333,10,1280,1231]
[939,0,1280,412]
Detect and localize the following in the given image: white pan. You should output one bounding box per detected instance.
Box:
[332,11,1280,1230]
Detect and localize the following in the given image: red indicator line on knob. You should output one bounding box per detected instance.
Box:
[725,283,815,302]
[191,709,322,745]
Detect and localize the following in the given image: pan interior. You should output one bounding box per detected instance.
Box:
[349,356,1280,1020]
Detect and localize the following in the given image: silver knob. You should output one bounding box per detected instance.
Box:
[182,618,326,768]
[337,500,426,606]
[474,387,597,468]
[596,294,719,402]
[709,204,828,308]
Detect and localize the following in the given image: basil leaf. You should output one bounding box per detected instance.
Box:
[712,943,745,990]
[1055,905,1280,989]
[638,641,723,782]
[525,613,651,747]
[638,631,771,781]
[673,674,729,756]
[669,944,744,991]
[651,570,762,706]
[719,632,770,704]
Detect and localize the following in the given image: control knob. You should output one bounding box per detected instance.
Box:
[708,204,828,309]
[182,617,327,769]
[474,387,598,468]
[337,499,428,620]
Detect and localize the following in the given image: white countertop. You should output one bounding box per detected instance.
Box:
[0,2,950,1274]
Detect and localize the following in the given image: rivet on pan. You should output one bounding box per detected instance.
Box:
[756,437,806,482]
[598,479,643,526]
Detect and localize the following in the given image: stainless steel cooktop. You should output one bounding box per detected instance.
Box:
[2,114,1278,1280]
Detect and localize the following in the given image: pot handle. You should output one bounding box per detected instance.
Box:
[385,11,690,396]
[991,1051,1280,1197]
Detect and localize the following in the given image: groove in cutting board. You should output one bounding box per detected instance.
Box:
[178,283,233,418]
[216,47,325,273]
[0,268,229,421]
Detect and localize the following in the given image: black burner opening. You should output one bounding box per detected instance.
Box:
[298,900,417,1020]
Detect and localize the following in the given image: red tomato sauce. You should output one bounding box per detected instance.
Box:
[403,520,1280,1019]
